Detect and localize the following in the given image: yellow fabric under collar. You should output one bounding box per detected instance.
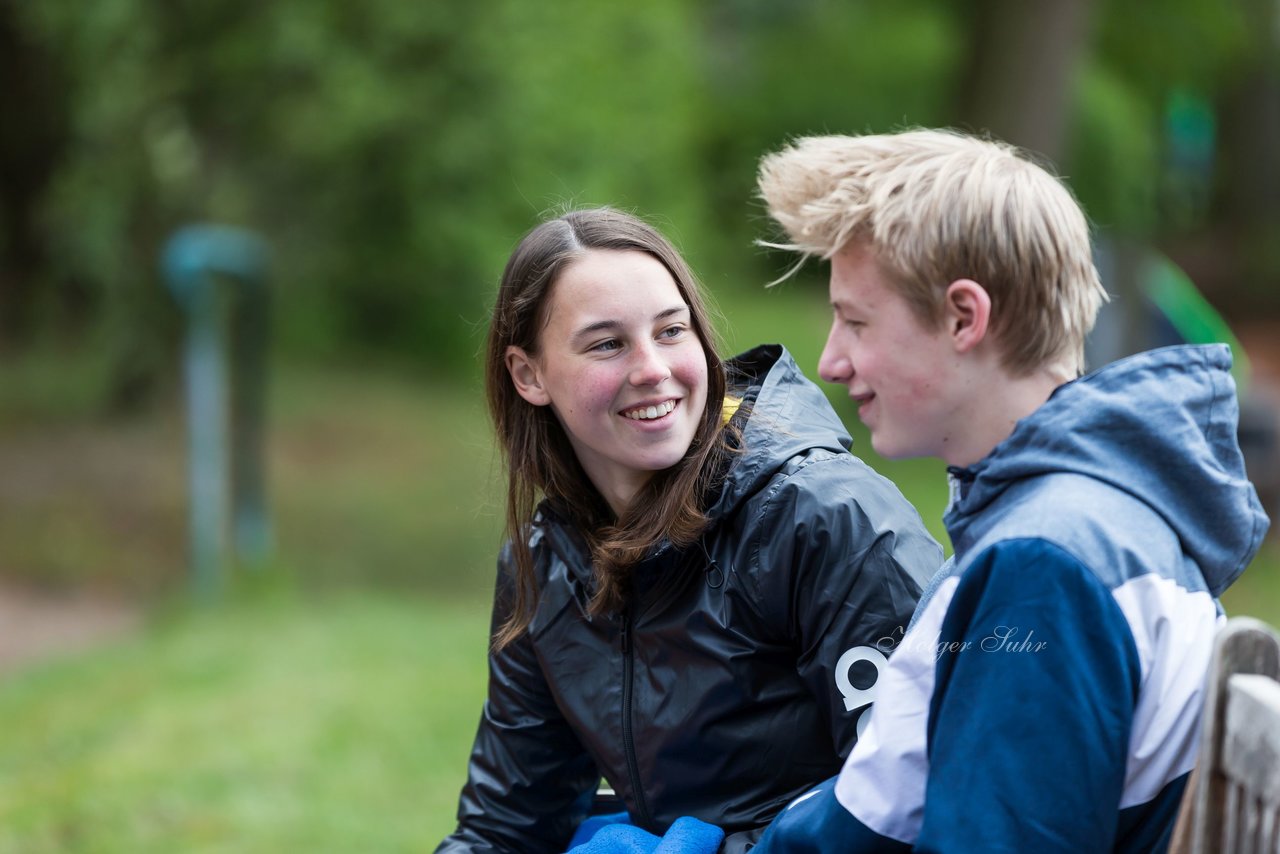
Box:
[722,395,742,426]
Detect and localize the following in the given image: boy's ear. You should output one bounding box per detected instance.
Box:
[943,279,991,354]
[505,346,551,406]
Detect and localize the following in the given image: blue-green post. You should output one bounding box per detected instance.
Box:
[162,225,271,598]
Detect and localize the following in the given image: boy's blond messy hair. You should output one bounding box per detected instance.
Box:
[758,129,1108,375]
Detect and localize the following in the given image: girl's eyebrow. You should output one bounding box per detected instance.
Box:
[570,305,690,344]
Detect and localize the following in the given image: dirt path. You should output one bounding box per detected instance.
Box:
[0,582,141,674]
[0,413,181,675]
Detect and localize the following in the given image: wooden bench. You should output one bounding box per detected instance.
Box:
[1171,616,1280,854]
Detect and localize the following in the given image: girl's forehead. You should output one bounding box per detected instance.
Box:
[548,251,683,313]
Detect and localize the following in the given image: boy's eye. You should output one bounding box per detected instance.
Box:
[590,339,622,352]
[836,313,864,330]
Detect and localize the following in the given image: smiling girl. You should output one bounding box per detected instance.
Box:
[437,208,941,853]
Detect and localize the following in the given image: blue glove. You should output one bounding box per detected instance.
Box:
[567,815,725,854]
[568,813,631,849]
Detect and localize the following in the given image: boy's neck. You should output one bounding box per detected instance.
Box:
[943,362,1071,469]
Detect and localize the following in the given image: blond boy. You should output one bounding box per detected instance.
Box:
[752,130,1268,853]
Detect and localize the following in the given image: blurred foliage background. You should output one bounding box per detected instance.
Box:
[5,0,1278,392]
[2,0,1280,848]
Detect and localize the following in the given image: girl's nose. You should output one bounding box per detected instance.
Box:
[630,342,672,386]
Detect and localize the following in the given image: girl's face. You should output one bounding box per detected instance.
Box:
[505,249,709,515]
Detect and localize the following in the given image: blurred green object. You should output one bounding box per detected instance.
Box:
[1145,253,1250,389]
[162,225,272,599]
[1091,239,1249,386]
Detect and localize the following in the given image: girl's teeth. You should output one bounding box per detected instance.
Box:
[626,401,674,420]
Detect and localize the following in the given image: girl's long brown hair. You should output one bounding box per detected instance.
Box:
[485,208,733,648]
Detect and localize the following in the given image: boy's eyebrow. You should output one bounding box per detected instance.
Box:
[831,296,872,314]
[570,305,690,342]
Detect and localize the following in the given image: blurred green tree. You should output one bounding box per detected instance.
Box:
[1,0,1277,406]
[0,0,70,350]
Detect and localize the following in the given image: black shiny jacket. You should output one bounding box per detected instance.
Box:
[437,345,941,852]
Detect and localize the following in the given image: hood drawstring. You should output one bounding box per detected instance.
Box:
[945,466,975,515]
[699,539,724,589]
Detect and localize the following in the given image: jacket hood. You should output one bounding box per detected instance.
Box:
[945,344,1269,595]
[704,344,852,521]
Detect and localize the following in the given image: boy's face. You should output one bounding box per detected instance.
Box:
[818,243,960,461]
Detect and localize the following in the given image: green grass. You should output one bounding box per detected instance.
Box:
[0,592,491,852]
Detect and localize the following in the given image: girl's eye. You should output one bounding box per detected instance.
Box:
[659,324,687,340]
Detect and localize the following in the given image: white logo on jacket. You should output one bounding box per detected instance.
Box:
[836,645,889,737]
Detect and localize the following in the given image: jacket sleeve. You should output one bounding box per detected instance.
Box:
[436,555,601,853]
[752,539,1143,854]
[753,450,943,758]
[913,538,1141,853]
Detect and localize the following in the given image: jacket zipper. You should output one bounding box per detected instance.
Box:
[620,608,652,825]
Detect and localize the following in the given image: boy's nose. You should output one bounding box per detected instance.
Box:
[818,335,852,385]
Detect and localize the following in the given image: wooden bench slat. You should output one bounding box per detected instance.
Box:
[1244,792,1262,854]
[1171,617,1280,854]
[1222,674,1280,806]
[1225,781,1242,854]
[1259,803,1277,853]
